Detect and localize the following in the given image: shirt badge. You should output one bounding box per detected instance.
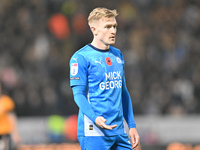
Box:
[70,63,78,76]
[106,57,112,66]
[116,57,122,63]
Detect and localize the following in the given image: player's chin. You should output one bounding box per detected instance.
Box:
[109,40,116,45]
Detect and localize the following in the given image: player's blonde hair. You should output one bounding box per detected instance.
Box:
[88,7,118,26]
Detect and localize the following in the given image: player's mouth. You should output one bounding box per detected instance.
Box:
[110,36,115,40]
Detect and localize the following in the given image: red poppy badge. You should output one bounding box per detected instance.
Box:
[106,57,112,66]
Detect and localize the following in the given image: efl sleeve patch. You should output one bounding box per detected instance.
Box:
[70,63,78,76]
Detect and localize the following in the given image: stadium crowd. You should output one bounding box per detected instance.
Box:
[0,0,200,116]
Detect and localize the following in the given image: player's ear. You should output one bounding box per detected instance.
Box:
[90,26,98,36]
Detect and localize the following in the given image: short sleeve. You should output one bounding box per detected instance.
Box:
[70,53,88,87]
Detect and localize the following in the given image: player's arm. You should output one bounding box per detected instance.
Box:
[9,112,21,144]
[122,77,136,128]
[122,77,140,149]
[72,85,117,130]
[120,52,136,128]
[72,85,97,122]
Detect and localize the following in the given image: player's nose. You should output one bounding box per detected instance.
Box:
[111,26,117,34]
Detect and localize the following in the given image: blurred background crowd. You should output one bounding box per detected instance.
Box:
[0,0,200,117]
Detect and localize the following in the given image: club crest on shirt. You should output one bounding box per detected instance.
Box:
[70,63,78,76]
[116,57,122,63]
[106,57,112,66]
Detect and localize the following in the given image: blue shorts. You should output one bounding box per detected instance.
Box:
[78,134,132,150]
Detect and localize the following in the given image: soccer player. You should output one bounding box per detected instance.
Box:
[0,83,21,150]
[69,7,140,150]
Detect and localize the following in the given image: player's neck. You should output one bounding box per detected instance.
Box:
[91,40,110,50]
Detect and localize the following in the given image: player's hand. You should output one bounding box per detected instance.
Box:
[129,128,140,149]
[95,116,117,130]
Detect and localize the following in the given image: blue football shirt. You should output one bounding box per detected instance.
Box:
[70,44,134,136]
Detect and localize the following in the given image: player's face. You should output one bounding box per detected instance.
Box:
[95,17,117,47]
